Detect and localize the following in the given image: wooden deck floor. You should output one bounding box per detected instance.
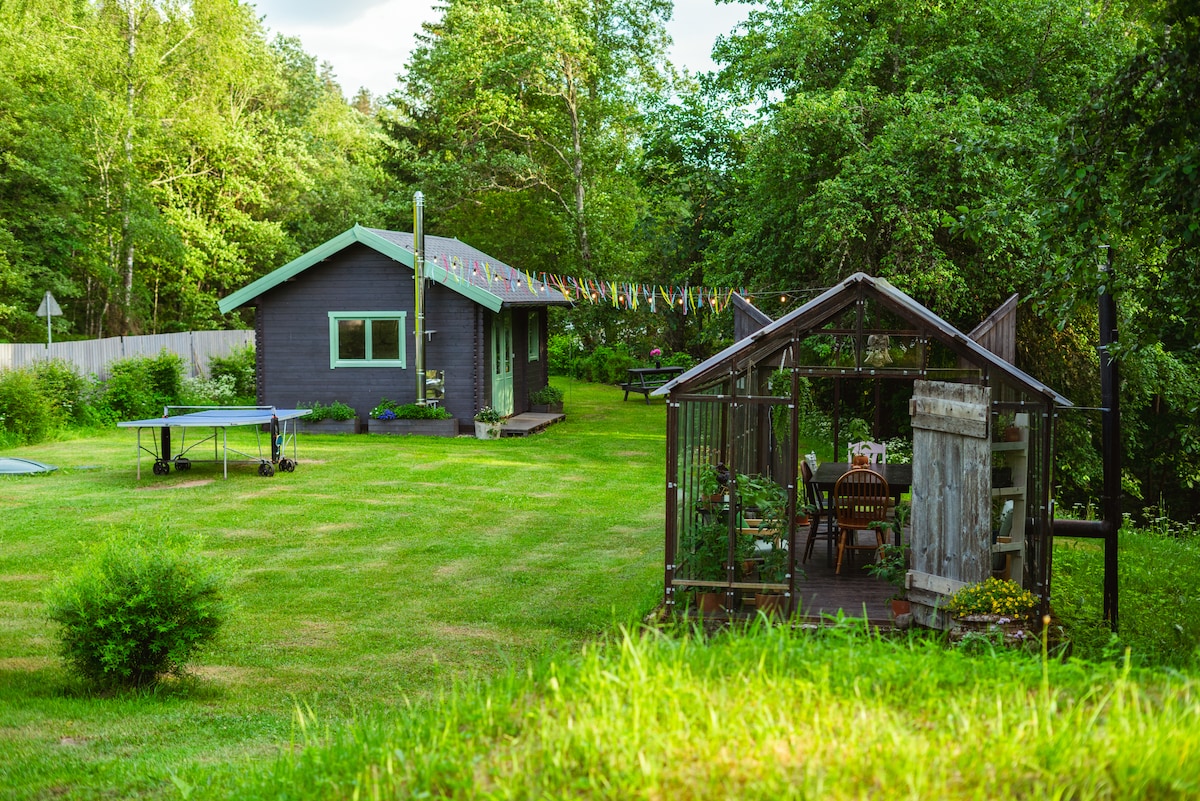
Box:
[795,543,896,623]
[498,412,565,437]
[673,526,899,626]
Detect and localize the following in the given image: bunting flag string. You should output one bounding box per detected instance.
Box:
[417,255,755,314]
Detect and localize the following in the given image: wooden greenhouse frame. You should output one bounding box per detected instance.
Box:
[655,273,1072,627]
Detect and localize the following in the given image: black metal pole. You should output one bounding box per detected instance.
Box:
[1098,247,1121,630]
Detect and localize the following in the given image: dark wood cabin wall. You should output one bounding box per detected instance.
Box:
[513,310,528,412]
[257,242,479,425]
[518,308,549,408]
[423,282,482,425]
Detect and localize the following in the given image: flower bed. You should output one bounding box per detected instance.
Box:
[368,418,457,437]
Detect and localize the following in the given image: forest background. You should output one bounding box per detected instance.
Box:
[0,0,1197,518]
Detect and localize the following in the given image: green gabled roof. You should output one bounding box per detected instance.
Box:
[218,225,506,314]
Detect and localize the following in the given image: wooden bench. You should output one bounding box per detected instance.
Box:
[621,366,684,404]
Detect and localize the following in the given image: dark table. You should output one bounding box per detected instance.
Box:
[621,366,685,403]
[810,462,912,497]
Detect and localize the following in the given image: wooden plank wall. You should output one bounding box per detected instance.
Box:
[907,380,992,628]
[257,243,483,426]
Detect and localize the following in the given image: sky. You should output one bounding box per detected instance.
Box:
[247,0,753,99]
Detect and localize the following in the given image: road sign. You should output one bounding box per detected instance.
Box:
[36,290,62,345]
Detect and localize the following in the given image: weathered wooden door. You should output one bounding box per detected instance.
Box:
[907,380,992,629]
[491,311,514,416]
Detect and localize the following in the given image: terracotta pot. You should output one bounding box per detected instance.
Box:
[755,593,788,617]
[697,592,724,614]
[852,454,870,467]
[890,598,911,616]
[1004,425,1023,442]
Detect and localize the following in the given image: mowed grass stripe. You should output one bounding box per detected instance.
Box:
[0,378,666,799]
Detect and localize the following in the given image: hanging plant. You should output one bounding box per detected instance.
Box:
[767,369,815,446]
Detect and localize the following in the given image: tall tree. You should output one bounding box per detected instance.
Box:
[391,0,671,276]
[1041,0,1200,516]
[706,0,1135,328]
[0,0,390,338]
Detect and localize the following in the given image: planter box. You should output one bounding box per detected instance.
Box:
[950,614,1034,645]
[302,418,362,435]
[368,418,458,437]
[531,402,564,414]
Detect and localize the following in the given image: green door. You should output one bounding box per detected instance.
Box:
[491,311,514,416]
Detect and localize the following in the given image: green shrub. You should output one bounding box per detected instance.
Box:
[209,344,256,400]
[547,333,583,376]
[45,530,228,689]
[371,399,451,420]
[179,374,238,406]
[578,344,634,385]
[300,400,357,421]
[99,350,186,421]
[660,351,695,370]
[530,384,564,405]
[31,359,88,426]
[0,367,54,445]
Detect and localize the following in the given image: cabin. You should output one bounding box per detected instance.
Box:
[655,273,1071,629]
[218,225,572,431]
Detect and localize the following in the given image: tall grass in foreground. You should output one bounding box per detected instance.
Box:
[223,622,1200,800]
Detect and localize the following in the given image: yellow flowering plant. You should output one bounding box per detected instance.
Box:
[944,577,1038,618]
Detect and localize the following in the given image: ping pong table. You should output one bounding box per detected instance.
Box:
[117,406,310,479]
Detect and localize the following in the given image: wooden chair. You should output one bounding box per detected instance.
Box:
[832,468,891,574]
[848,441,887,465]
[800,459,834,563]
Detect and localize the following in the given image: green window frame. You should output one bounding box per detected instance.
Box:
[528,315,540,362]
[328,312,407,368]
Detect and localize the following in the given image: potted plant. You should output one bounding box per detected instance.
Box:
[473,406,503,439]
[650,347,663,368]
[529,384,565,414]
[865,543,911,615]
[698,462,731,513]
[864,501,911,615]
[995,412,1023,442]
[943,577,1039,644]
[369,399,457,437]
[299,400,361,434]
[677,520,728,614]
[755,538,795,617]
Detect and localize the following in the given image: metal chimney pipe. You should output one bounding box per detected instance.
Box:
[414,191,425,405]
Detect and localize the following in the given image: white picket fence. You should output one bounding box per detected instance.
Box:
[0,330,254,380]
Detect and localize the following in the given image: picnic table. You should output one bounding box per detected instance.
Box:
[621,366,684,403]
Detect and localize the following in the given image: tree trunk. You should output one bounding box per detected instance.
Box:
[121,0,137,333]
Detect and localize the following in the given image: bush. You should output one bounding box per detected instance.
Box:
[179,374,238,406]
[371,399,451,420]
[547,333,583,376]
[577,344,634,385]
[300,400,357,421]
[98,351,186,421]
[209,344,256,400]
[45,530,228,689]
[0,367,54,445]
[31,359,88,427]
[530,384,564,405]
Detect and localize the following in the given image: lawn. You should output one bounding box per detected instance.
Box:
[3,377,1199,799]
[0,379,669,799]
